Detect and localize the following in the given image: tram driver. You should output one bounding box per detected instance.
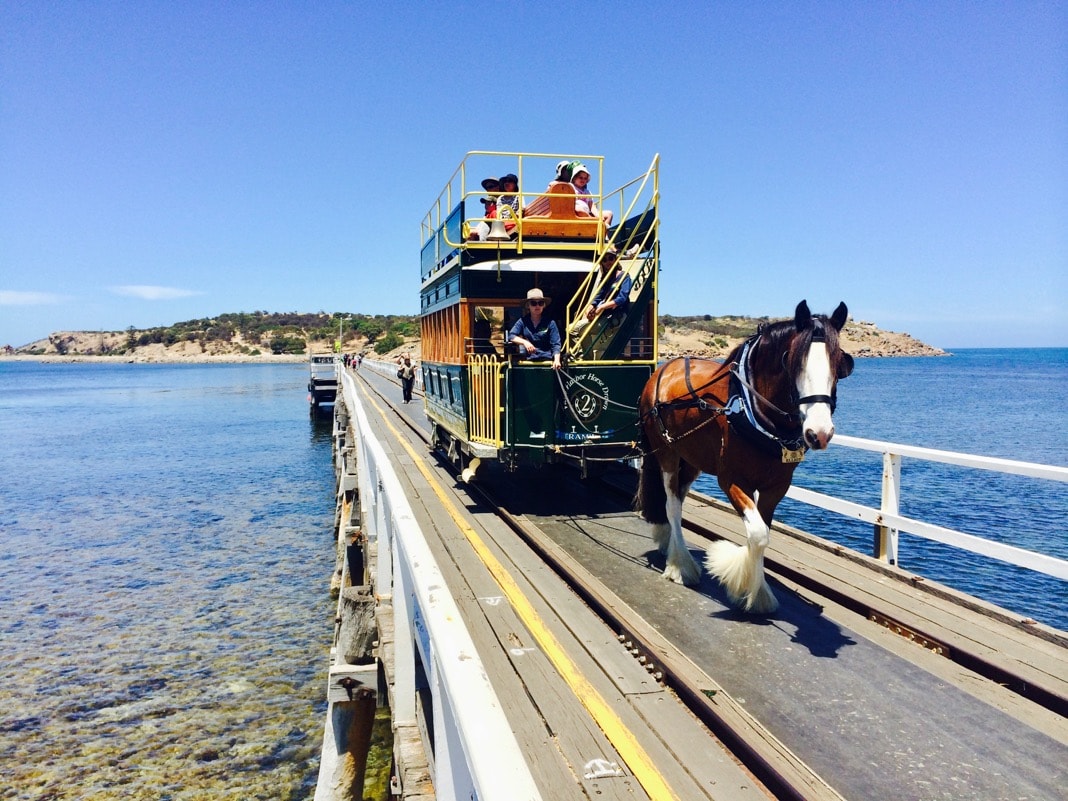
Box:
[507,288,562,369]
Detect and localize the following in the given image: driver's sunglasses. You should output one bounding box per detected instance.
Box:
[529,300,545,306]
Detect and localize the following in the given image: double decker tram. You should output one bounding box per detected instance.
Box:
[419,151,660,479]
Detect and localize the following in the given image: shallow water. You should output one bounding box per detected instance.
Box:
[0,362,335,799]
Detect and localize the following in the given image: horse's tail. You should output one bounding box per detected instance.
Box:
[633,435,667,525]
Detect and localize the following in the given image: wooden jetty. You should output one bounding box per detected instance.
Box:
[313,359,1068,801]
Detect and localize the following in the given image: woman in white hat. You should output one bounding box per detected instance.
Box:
[507,288,562,369]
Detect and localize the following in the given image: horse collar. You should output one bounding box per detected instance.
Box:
[727,336,807,463]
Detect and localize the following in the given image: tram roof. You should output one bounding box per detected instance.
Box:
[461,256,598,273]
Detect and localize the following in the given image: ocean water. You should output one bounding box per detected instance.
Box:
[0,362,336,800]
[693,348,1068,631]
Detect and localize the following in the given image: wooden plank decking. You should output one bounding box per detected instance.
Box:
[347,364,1068,801]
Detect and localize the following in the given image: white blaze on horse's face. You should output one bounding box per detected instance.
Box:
[798,341,836,450]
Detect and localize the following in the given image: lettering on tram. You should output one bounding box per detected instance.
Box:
[562,372,611,429]
[419,151,661,480]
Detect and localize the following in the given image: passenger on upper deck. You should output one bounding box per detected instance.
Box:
[508,288,562,369]
[571,162,613,226]
[523,160,589,218]
[491,173,519,236]
[497,173,519,215]
[553,159,573,185]
[468,176,502,241]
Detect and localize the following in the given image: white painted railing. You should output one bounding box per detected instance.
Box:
[336,368,542,801]
[786,434,1068,581]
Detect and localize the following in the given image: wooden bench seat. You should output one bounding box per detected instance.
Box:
[522,183,602,239]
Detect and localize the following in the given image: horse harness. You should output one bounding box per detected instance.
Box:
[645,330,837,464]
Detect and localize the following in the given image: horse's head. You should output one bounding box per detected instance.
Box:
[784,300,854,450]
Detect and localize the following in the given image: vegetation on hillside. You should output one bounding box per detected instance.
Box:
[13,309,941,359]
[658,313,775,352]
[23,312,418,356]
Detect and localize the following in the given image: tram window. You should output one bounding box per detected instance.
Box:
[471,306,507,356]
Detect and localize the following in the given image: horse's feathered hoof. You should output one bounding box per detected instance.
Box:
[662,554,701,586]
[706,539,778,614]
[743,582,779,614]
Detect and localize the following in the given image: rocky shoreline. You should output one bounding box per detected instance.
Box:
[4,318,946,364]
[659,318,945,360]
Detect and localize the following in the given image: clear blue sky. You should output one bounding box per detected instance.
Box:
[2,1,1065,349]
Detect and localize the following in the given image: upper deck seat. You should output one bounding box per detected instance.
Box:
[522,183,601,240]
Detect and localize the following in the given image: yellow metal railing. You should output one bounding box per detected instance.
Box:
[420,152,610,277]
[564,154,661,362]
[468,355,504,447]
[567,249,658,362]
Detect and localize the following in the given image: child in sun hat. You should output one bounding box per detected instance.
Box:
[570,162,613,225]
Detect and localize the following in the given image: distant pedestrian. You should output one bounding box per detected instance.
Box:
[397,355,416,403]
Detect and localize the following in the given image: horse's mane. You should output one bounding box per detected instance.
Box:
[728,315,844,378]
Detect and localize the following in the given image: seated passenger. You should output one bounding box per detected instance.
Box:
[468,177,501,241]
[570,162,613,225]
[508,288,562,369]
[491,173,519,236]
[586,245,631,325]
[497,173,520,217]
[523,160,579,217]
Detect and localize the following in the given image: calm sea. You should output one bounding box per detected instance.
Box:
[0,351,1065,799]
[694,347,1068,631]
[0,362,335,800]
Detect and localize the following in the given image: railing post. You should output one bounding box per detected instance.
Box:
[875,451,901,565]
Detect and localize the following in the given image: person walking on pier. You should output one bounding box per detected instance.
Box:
[398,355,416,403]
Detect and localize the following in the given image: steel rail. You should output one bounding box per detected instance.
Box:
[674,497,1068,719]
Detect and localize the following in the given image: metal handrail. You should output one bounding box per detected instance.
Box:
[336,369,543,800]
[785,434,1068,580]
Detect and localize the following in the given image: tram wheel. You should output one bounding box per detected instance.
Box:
[429,424,449,455]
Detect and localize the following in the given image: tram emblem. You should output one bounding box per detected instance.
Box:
[564,372,610,424]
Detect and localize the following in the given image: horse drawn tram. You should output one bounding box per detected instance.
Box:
[419,151,660,478]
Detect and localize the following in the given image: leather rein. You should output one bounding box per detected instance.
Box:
[645,328,836,450]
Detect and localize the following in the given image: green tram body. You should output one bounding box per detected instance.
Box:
[419,151,661,473]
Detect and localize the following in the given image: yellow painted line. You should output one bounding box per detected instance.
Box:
[356,382,680,801]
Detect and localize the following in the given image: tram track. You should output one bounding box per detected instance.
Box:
[353,371,841,801]
[351,367,1067,801]
[481,485,838,801]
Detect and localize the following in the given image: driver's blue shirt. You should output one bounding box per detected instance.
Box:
[508,315,561,361]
